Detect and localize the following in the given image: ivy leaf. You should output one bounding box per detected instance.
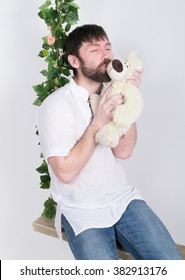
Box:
[65,23,71,32]
[40,181,50,189]
[42,196,57,219]
[51,24,61,36]
[39,0,51,11]
[38,10,44,19]
[40,153,44,159]
[69,2,79,9]
[36,160,48,174]
[62,68,71,76]
[33,98,42,106]
[40,70,48,77]
[42,43,50,50]
[48,69,60,80]
[38,50,48,58]
[33,84,45,95]
[49,51,58,60]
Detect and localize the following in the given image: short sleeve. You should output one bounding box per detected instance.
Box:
[37,95,76,161]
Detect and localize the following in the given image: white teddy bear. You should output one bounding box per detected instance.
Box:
[89,52,144,148]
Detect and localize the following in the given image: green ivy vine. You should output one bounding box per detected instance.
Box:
[33,0,79,218]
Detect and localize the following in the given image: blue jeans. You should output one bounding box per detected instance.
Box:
[61,200,181,260]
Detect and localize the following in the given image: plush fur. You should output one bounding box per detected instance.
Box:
[89,52,144,148]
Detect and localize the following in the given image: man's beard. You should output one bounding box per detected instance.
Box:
[79,57,111,83]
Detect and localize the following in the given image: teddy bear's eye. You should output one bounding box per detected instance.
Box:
[124,62,129,68]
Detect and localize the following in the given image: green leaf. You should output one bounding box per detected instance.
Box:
[40,181,50,189]
[33,98,42,106]
[47,69,59,80]
[36,160,48,174]
[51,23,61,36]
[40,70,48,77]
[43,197,57,208]
[33,81,54,99]
[65,23,71,32]
[39,0,51,11]
[58,76,69,87]
[62,68,71,76]
[42,42,50,50]
[49,51,58,60]
[70,2,79,9]
[38,10,44,19]
[68,4,79,14]
[42,197,57,219]
[38,49,48,58]
[66,12,78,24]
[40,174,50,183]
[47,8,58,21]
[32,84,44,95]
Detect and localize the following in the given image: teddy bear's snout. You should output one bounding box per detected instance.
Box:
[107,59,125,80]
[112,59,123,73]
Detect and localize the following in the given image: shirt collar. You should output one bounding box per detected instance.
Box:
[70,76,108,102]
[70,77,90,102]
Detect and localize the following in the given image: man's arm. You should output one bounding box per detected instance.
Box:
[48,86,122,183]
[111,123,137,159]
[48,123,98,184]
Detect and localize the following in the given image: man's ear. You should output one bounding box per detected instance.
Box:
[68,55,80,70]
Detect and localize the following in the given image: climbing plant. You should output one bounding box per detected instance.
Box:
[33,0,79,218]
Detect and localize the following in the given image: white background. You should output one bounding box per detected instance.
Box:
[0,0,184,259]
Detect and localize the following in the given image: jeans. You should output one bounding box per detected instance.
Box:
[61,200,181,260]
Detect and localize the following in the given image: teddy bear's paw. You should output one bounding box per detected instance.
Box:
[95,123,120,148]
[113,85,144,127]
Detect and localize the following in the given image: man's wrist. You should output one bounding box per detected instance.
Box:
[89,119,100,134]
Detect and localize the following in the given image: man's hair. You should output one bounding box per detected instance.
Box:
[63,24,109,59]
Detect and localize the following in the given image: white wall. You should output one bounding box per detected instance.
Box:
[0,0,184,259]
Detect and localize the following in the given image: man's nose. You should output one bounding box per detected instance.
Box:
[101,49,112,61]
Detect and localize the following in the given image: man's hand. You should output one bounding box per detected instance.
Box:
[127,70,143,87]
[91,84,123,131]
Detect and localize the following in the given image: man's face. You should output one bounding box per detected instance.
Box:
[77,38,113,82]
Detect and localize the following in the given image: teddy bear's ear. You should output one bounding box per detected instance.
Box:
[107,59,125,80]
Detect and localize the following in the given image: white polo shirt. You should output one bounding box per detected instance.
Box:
[37,77,143,238]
